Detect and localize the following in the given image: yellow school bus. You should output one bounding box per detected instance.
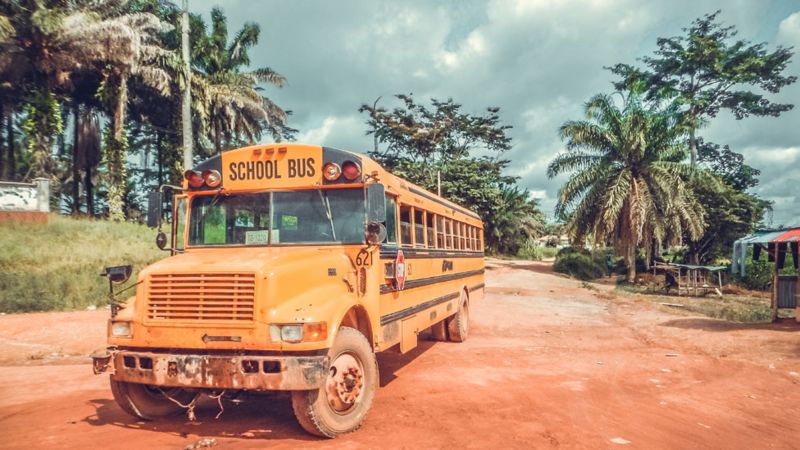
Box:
[92,143,485,437]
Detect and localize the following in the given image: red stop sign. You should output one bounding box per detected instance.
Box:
[395,250,406,291]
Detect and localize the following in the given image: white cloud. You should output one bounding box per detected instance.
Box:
[778,11,800,45]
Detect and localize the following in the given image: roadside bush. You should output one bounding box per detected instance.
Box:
[553,247,607,280]
[735,257,773,291]
[516,239,558,261]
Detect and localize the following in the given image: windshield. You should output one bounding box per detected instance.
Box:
[188,189,365,246]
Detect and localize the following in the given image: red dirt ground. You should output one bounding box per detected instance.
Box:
[0,259,798,449]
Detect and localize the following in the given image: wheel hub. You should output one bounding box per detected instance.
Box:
[325,353,364,413]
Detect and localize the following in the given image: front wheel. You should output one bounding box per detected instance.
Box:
[110,379,195,420]
[291,327,378,438]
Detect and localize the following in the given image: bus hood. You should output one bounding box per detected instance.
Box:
[139,246,354,279]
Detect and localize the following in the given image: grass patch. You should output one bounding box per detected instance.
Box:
[512,240,559,261]
[0,214,165,312]
[615,285,775,323]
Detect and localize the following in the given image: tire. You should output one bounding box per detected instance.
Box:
[291,327,378,438]
[447,289,469,342]
[110,378,195,420]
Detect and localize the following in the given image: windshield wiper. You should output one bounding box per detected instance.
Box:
[317,189,337,241]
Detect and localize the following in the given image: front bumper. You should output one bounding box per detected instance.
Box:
[92,348,328,391]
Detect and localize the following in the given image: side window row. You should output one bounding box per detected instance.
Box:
[387,195,482,251]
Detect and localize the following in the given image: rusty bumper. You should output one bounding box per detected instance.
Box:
[93,349,328,391]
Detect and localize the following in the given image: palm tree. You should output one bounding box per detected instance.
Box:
[485,186,545,254]
[548,92,705,282]
[193,7,289,153]
[0,0,173,219]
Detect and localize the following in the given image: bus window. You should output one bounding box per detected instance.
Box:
[469,227,478,250]
[453,221,460,250]
[400,205,412,247]
[414,209,425,248]
[466,226,472,250]
[437,216,444,249]
[426,212,435,248]
[385,195,397,245]
[460,223,466,249]
[445,219,453,249]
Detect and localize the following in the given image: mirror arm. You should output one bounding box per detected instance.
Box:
[153,184,186,252]
[156,184,185,232]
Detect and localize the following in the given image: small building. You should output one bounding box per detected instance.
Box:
[732,228,800,322]
[0,178,50,224]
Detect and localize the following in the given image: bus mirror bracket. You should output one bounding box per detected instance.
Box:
[366,184,386,223]
[149,184,184,251]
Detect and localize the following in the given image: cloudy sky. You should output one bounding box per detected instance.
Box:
[191,0,800,227]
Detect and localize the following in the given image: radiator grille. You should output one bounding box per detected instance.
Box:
[146,273,256,322]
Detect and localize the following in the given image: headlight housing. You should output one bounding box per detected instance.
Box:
[270,322,327,343]
[110,321,132,338]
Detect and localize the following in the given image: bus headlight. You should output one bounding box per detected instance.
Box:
[111,321,132,338]
[270,322,327,343]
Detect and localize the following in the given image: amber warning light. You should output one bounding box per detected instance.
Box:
[184,169,222,188]
[323,160,360,182]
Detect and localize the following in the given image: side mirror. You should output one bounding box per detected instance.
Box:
[101,265,133,284]
[156,231,168,250]
[366,221,387,245]
[366,184,386,223]
[147,191,163,228]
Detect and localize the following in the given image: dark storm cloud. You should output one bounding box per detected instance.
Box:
[191,0,800,225]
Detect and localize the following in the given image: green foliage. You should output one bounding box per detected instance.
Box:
[553,247,607,280]
[737,256,773,291]
[608,10,796,164]
[516,240,558,261]
[360,94,544,254]
[191,6,294,153]
[0,0,291,221]
[0,214,164,312]
[549,90,705,281]
[696,138,761,191]
[21,92,63,177]
[686,173,769,263]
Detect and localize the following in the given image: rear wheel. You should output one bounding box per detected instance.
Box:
[447,289,469,342]
[291,327,378,438]
[110,378,195,420]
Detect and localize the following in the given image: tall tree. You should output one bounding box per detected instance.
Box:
[361,94,543,254]
[193,7,292,154]
[608,11,796,165]
[684,138,769,263]
[549,92,705,282]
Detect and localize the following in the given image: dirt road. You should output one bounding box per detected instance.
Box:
[1,260,798,449]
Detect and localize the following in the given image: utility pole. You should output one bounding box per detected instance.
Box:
[181,0,193,170]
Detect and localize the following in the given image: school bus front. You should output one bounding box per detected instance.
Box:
[92,143,483,438]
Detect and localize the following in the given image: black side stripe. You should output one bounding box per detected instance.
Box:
[380,248,485,259]
[380,292,460,325]
[407,187,482,220]
[380,269,485,294]
[468,283,485,292]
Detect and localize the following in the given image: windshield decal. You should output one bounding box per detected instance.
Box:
[245,230,269,245]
